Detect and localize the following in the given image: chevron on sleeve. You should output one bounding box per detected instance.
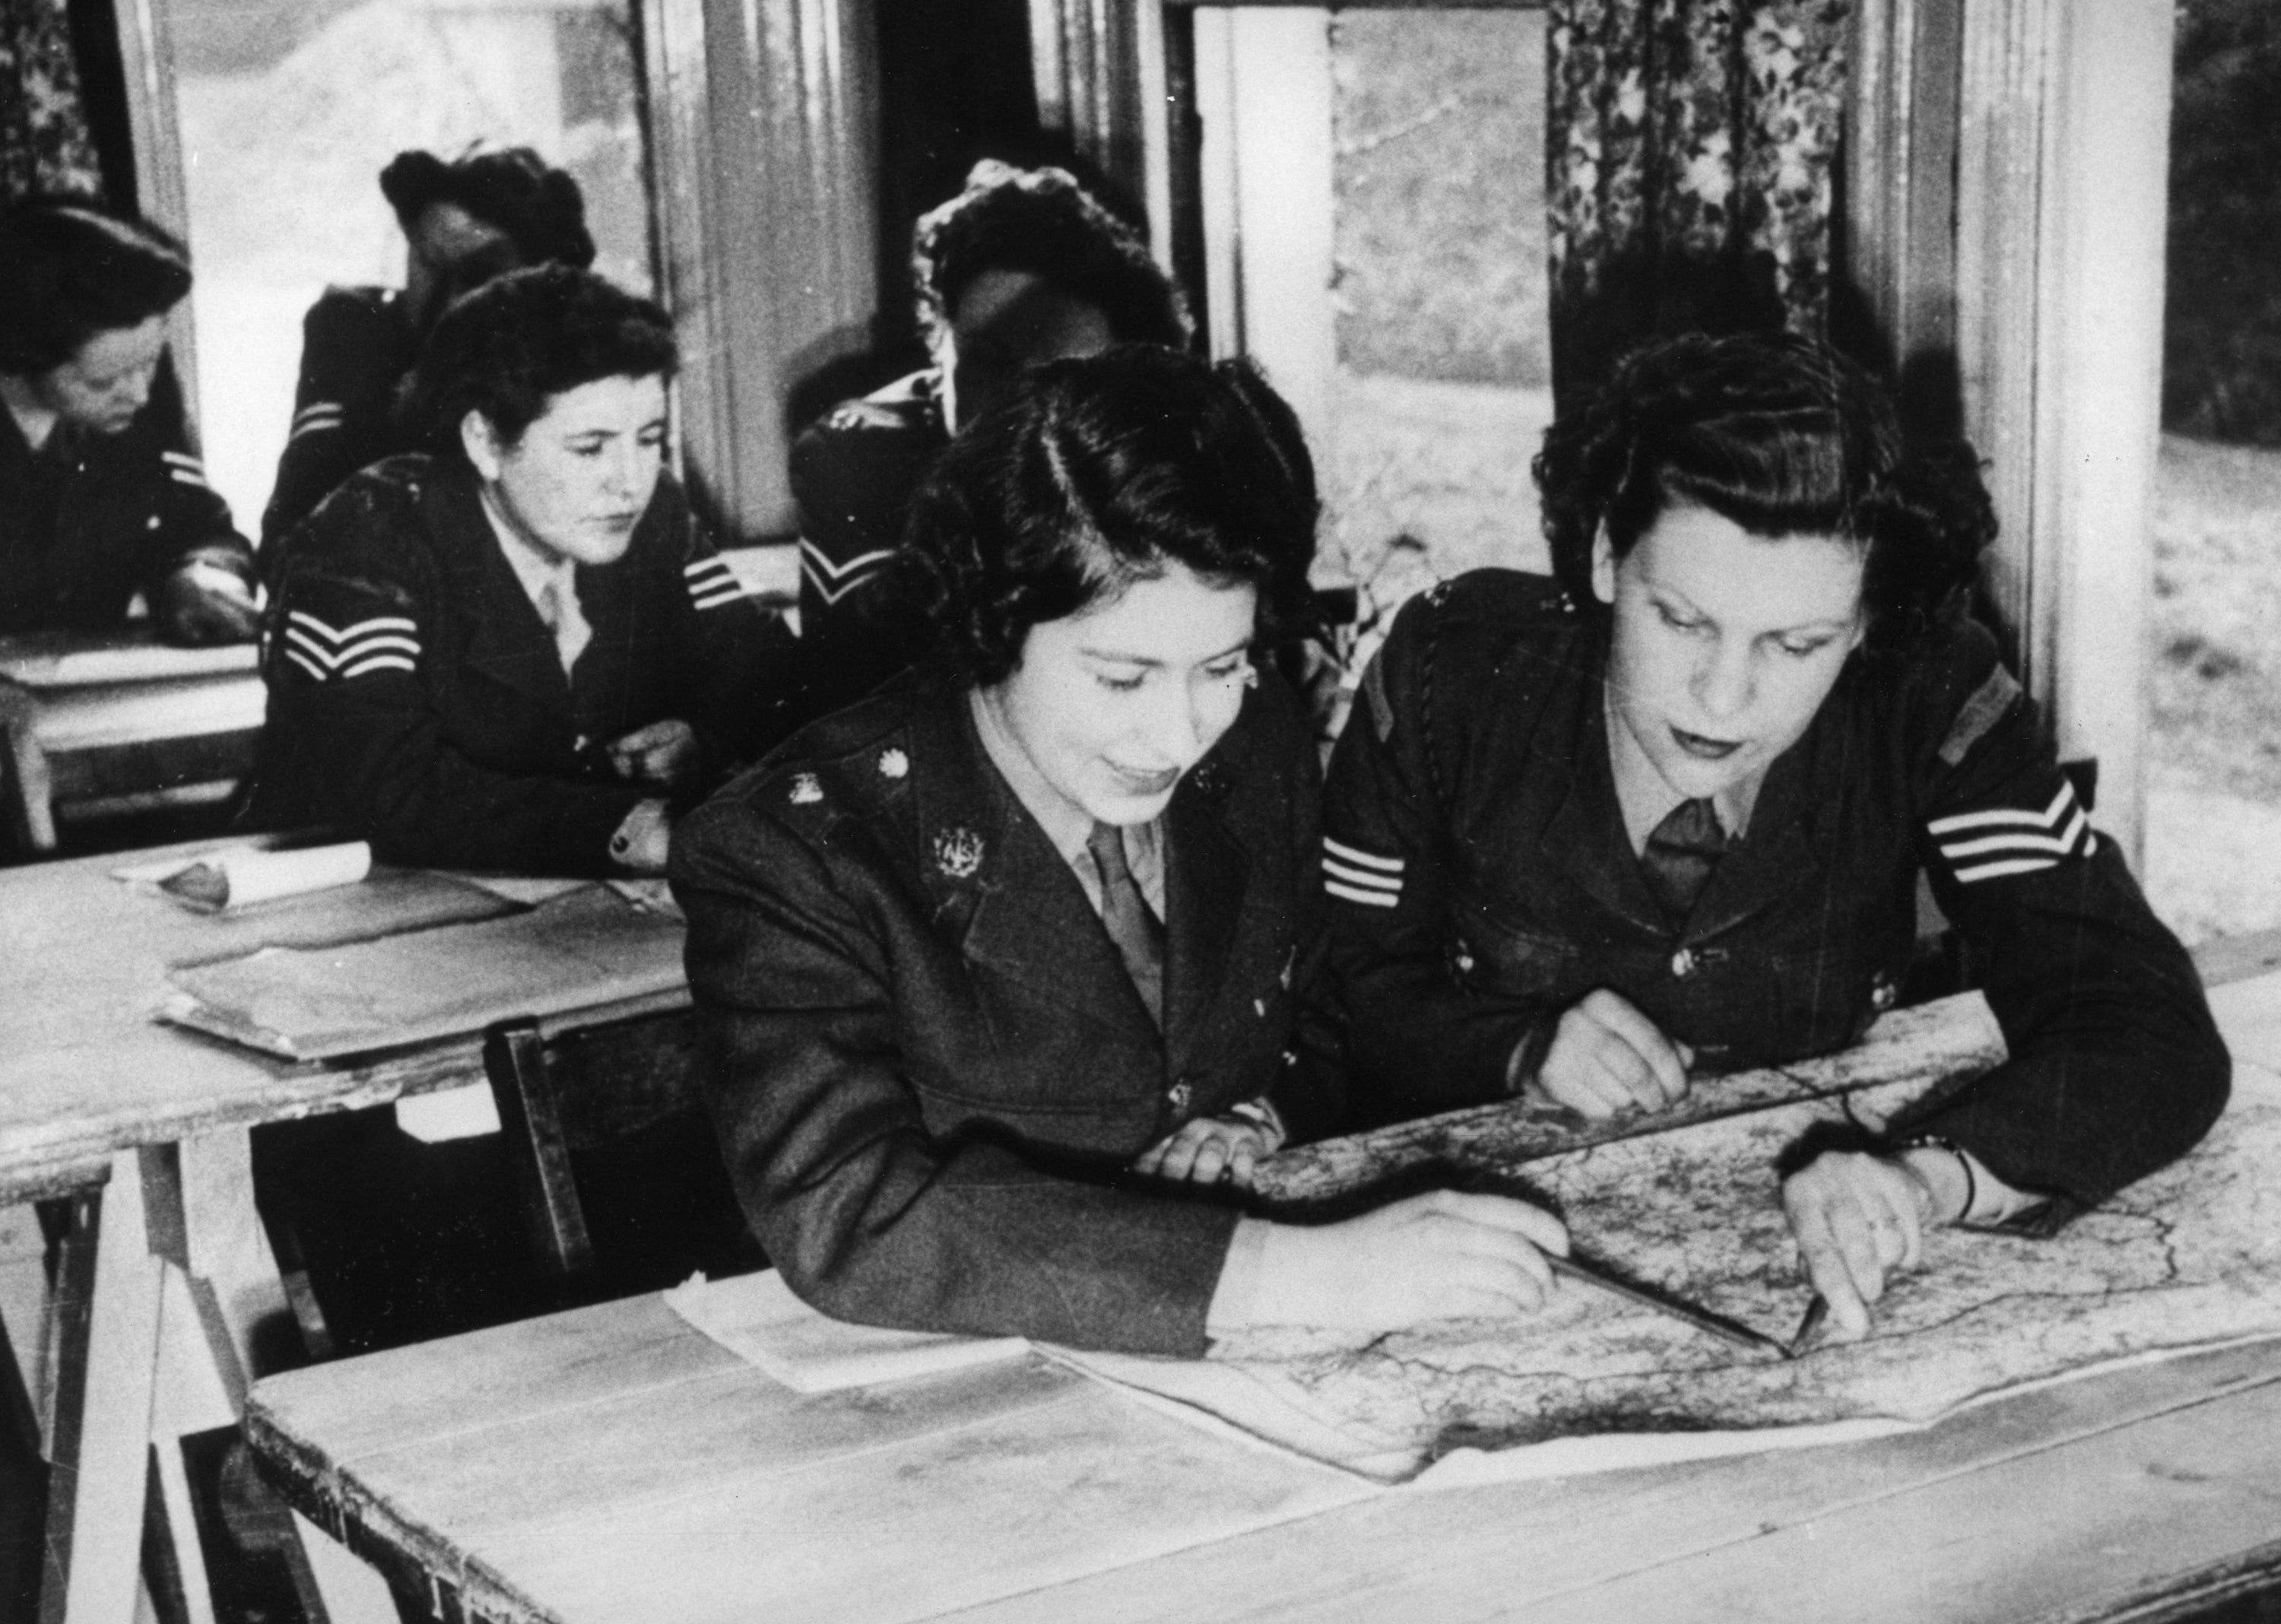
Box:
[1323,835,1406,908]
[1927,779,2097,883]
[160,450,211,490]
[288,402,344,444]
[684,556,747,611]
[281,609,421,681]
[800,538,897,607]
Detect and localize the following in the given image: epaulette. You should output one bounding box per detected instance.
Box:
[747,699,918,826]
[1428,567,1578,627]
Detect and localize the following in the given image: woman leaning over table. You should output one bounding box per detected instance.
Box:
[673,346,1571,1356]
[252,265,797,874]
[0,195,259,642]
[1321,330,2229,1340]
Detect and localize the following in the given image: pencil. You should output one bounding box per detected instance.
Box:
[1548,1251,1793,1359]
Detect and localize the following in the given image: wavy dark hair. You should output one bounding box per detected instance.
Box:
[379,147,596,271]
[1534,331,1996,656]
[399,266,675,457]
[912,162,1191,354]
[901,346,1318,686]
[0,195,192,375]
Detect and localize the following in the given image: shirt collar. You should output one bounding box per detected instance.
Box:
[1603,681,1762,855]
[970,685,1093,867]
[967,687,1165,909]
[479,490,577,611]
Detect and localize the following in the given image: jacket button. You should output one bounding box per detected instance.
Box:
[1166,1079,1193,1118]
[1670,948,1696,978]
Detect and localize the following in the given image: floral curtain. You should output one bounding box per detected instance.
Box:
[2,0,104,201]
[1547,0,1851,411]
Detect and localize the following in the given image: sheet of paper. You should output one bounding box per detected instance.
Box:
[159,885,686,1058]
[148,842,372,912]
[661,1269,1031,1394]
[1057,1049,2281,1485]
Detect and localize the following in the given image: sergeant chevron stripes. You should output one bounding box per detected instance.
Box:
[287,401,344,443]
[1928,780,2096,883]
[281,610,420,681]
[1323,836,1405,908]
[801,538,896,606]
[684,557,746,611]
[160,450,210,490]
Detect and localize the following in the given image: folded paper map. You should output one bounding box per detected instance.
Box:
[1061,997,2281,1485]
[160,885,686,1059]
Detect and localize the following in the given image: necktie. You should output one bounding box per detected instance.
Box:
[1641,798,1727,922]
[535,572,592,676]
[1089,820,1165,1027]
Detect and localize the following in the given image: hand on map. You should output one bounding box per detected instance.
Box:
[1249,1191,1570,1330]
[1133,1112,1283,1190]
[1781,1150,1946,1338]
[1531,989,1696,1118]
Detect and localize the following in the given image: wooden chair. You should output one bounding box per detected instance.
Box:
[482,1009,715,1277]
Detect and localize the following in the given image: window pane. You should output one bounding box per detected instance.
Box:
[1327,10,1550,614]
[168,0,655,536]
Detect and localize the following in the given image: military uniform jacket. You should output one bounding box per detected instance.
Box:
[0,360,254,634]
[671,667,1334,1356]
[788,369,948,725]
[260,287,419,574]
[1324,570,2228,1216]
[253,455,795,874]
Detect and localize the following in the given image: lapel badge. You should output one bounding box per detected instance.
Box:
[877,747,909,781]
[1188,760,1228,801]
[788,772,824,805]
[932,826,985,880]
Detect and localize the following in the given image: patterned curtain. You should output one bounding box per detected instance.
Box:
[2,0,104,201]
[1547,0,1851,412]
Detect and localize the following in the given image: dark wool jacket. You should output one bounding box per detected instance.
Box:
[0,360,255,634]
[787,369,948,726]
[671,667,1337,1356]
[259,287,419,576]
[1323,569,2228,1220]
[252,455,796,873]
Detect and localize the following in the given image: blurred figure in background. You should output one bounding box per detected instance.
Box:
[790,160,1192,726]
[0,195,259,642]
[259,146,596,574]
[252,265,797,874]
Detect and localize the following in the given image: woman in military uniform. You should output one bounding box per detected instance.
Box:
[675,347,1570,1356]
[253,265,795,874]
[1323,331,2228,1339]
[788,160,1192,728]
[0,196,259,640]
[259,147,595,573]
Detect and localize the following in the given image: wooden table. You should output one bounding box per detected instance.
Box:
[243,982,2281,1624]
[0,630,268,854]
[0,841,687,1624]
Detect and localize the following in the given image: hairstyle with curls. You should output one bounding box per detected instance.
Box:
[398,266,675,457]
[911,162,1191,354]
[899,345,1318,687]
[379,147,596,271]
[0,195,192,375]
[1533,331,1997,658]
